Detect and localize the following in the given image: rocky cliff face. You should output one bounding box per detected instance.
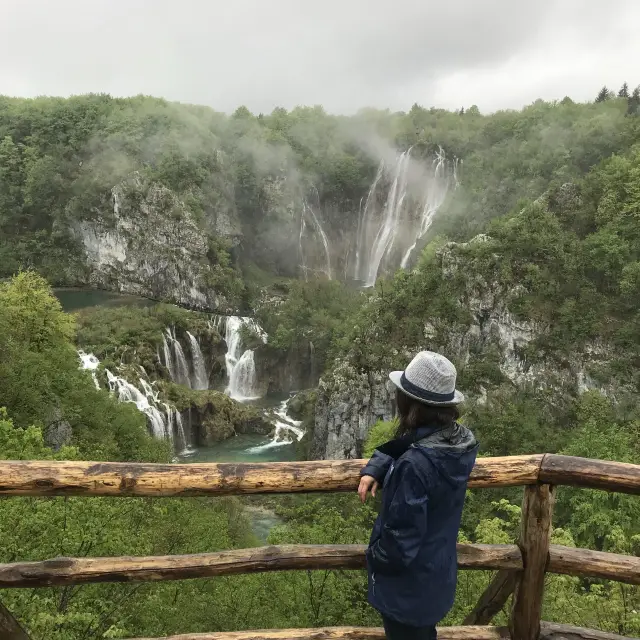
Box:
[311,235,621,460]
[72,174,238,310]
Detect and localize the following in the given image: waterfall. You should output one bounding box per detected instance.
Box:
[364,149,412,287]
[246,397,304,453]
[161,334,176,381]
[354,161,384,282]
[165,328,191,387]
[400,148,459,268]
[78,350,183,444]
[187,331,209,390]
[78,350,101,390]
[229,350,258,401]
[107,370,168,439]
[355,147,458,286]
[299,200,332,280]
[215,316,264,402]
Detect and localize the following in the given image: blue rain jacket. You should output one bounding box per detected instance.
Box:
[361,423,478,627]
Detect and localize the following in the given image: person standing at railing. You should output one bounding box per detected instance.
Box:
[358,351,479,640]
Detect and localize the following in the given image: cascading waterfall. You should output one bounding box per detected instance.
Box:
[106,370,169,440]
[78,351,185,445]
[214,316,265,402]
[78,350,101,390]
[187,331,209,390]
[164,328,191,387]
[160,327,210,390]
[247,397,304,453]
[354,147,459,286]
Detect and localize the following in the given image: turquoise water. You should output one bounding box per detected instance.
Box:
[178,433,297,463]
[54,288,154,312]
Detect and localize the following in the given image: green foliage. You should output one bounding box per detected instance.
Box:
[363,419,398,458]
[0,272,170,462]
[256,279,361,373]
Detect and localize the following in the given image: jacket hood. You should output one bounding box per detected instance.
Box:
[411,423,478,488]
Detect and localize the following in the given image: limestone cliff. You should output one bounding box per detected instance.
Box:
[311,235,623,460]
[72,173,239,310]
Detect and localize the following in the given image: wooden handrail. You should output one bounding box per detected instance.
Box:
[124,626,511,640]
[0,455,543,497]
[539,455,640,494]
[1,453,638,639]
[122,623,636,640]
[0,454,638,498]
[0,542,637,589]
[0,543,521,588]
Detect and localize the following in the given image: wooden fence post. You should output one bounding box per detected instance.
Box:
[510,484,555,640]
[0,600,30,639]
[464,569,519,625]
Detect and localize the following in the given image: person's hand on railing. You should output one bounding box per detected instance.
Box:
[358,474,379,503]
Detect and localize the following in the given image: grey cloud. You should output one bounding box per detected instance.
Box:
[0,0,638,113]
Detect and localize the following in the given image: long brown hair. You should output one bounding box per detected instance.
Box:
[395,389,459,437]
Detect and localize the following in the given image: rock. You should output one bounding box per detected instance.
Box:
[72,173,232,311]
[311,234,628,460]
[44,408,73,451]
[311,362,395,460]
[171,388,272,446]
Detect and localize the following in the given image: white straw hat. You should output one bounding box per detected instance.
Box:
[389,351,464,406]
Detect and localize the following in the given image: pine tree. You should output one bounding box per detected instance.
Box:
[595,86,612,102]
[618,82,629,98]
[627,86,640,116]
[459,107,465,116]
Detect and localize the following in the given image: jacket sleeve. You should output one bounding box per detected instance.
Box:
[360,450,394,484]
[367,458,429,574]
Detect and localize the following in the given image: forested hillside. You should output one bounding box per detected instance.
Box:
[1,85,639,638]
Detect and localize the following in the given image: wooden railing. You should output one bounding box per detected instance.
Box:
[0,453,639,640]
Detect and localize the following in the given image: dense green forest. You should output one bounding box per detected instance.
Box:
[1,84,639,637]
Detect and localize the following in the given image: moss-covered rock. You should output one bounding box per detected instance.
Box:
[164,384,272,445]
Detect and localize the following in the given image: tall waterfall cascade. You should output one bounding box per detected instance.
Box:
[353,146,459,286]
[213,316,266,402]
[160,327,209,390]
[298,199,332,280]
[78,351,190,452]
[187,331,209,390]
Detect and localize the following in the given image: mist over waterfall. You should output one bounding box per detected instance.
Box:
[214,316,266,402]
[298,199,332,280]
[352,146,459,286]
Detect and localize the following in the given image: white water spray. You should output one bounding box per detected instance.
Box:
[400,148,459,269]
[187,331,209,390]
[354,147,458,286]
[364,150,411,287]
[215,316,265,402]
[299,200,332,280]
[78,350,101,390]
[246,397,304,454]
[164,328,191,387]
[78,351,184,444]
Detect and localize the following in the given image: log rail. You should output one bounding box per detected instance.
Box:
[0,453,638,640]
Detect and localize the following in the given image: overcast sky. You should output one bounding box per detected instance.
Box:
[1,0,639,114]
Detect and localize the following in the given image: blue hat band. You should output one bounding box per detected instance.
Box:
[400,372,455,403]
